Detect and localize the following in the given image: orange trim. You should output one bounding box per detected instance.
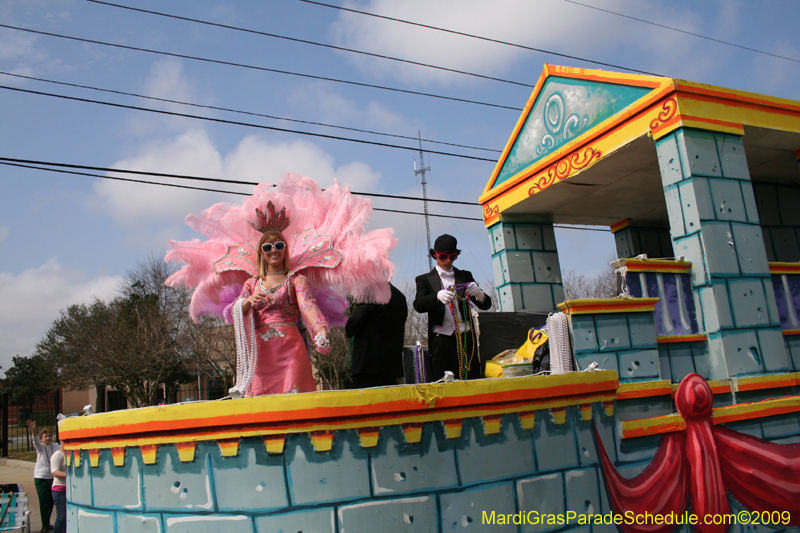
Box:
[769,262,800,274]
[609,219,630,233]
[674,81,800,114]
[558,298,659,315]
[657,334,708,344]
[783,329,800,336]
[617,380,673,400]
[620,394,800,438]
[677,115,744,134]
[735,372,800,392]
[674,89,800,121]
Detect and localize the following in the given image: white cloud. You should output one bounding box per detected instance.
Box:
[289,85,420,134]
[126,59,206,135]
[0,258,122,370]
[91,128,226,225]
[91,130,382,230]
[330,0,623,86]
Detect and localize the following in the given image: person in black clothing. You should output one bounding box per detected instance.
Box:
[345,283,408,388]
[414,234,492,380]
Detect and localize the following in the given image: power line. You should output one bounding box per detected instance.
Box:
[0,24,522,112]
[0,71,500,154]
[0,157,481,206]
[1,159,613,232]
[0,85,498,163]
[298,0,662,77]
[563,0,800,64]
[86,0,535,88]
[0,161,485,221]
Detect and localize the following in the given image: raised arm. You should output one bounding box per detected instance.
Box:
[25,419,45,454]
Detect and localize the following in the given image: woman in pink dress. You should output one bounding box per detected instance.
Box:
[233,230,331,396]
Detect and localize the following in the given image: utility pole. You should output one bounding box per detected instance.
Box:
[414,131,433,270]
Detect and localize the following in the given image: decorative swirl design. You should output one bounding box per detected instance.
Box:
[535,92,590,157]
[649,98,678,130]
[527,146,602,196]
[483,203,499,221]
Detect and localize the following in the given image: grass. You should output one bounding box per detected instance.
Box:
[8,451,36,462]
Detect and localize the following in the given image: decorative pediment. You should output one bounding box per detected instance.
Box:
[492,76,652,189]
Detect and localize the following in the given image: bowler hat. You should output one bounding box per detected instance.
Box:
[430,234,461,257]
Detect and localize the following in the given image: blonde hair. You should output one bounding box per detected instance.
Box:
[257,231,291,278]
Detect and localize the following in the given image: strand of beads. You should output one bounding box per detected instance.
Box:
[447,289,477,380]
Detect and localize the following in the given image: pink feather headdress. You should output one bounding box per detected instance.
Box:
[165,173,397,324]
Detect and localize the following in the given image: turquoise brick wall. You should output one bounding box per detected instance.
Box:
[614,226,673,259]
[657,341,711,383]
[655,128,790,379]
[65,407,647,533]
[488,219,564,313]
[568,312,661,382]
[752,182,800,262]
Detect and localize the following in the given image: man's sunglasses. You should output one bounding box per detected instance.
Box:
[435,252,459,261]
[261,241,286,253]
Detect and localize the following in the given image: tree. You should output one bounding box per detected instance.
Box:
[307,327,351,390]
[1,354,56,413]
[35,256,230,408]
[562,258,619,300]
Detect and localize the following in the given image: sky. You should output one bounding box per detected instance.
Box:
[1,0,799,373]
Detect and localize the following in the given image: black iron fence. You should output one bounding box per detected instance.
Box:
[0,389,60,456]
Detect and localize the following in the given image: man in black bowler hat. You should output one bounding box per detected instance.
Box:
[413,234,492,380]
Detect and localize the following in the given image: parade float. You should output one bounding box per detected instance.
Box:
[58,65,800,532]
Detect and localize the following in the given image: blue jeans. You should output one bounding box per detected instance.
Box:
[52,489,66,533]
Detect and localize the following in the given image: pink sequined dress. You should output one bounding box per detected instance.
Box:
[234,274,328,396]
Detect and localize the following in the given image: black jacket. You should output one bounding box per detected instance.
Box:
[345,284,408,378]
[413,267,493,348]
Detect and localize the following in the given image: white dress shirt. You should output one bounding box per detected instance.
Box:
[432,266,470,335]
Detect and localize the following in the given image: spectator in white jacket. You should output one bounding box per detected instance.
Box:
[25,420,58,533]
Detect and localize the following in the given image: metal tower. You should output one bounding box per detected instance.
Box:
[414,131,433,270]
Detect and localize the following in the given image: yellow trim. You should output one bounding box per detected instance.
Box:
[310,431,334,452]
[176,442,196,463]
[551,407,567,425]
[713,396,800,425]
[519,412,536,431]
[620,413,686,439]
[615,258,692,273]
[784,329,800,336]
[402,424,423,444]
[609,219,630,233]
[357,428,380,448]
[482,415,502,435]
[558,297,659,314]
[657,335,708,344]
[733,372,800,392]
[443,420,463,439]
[620,394,800,438]
[617,380,672,399]
[263,435,286,455]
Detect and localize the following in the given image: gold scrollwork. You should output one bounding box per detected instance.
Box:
[527,147,602,196]
[483,204,499,221]
[649,98,678,130]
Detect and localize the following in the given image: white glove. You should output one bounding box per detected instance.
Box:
[437,289,456,304]
[465,282,485,300]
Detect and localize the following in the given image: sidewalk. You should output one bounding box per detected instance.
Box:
[0,458,42,532]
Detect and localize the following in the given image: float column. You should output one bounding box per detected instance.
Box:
[487,216,564,313]
[655,128,790,379]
